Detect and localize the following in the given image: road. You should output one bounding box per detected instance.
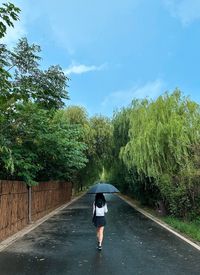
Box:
[0,194,199,275]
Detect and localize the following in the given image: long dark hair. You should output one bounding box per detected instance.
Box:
[95,193,106,207]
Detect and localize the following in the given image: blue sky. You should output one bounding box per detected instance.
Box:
[3,0,200,116]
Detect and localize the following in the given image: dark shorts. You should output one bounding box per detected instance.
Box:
[93,216,106,228]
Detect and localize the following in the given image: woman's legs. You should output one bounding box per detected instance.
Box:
[97,226,104,246]
[96,227,100,242]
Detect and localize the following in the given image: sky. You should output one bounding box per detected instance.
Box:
[2,0,200,117]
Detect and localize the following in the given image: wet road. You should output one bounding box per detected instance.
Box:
[0,194,199,275]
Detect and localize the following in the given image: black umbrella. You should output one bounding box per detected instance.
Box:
[87,182,120,194]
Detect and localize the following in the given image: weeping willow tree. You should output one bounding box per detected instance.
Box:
[108,107,132,191]
[84,115,113,185]
[121,90,200,218]
[108,106,161,205]
[60,107,113,190]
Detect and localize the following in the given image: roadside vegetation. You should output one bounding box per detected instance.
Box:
[1,2,200,241]
[162,216,200,242]
[106,92,200,242]
[0,2,112,187]
[108,92,200,224]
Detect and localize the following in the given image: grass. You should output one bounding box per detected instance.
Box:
[162,216,200,243]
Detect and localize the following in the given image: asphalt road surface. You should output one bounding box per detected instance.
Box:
[0,194,199,275]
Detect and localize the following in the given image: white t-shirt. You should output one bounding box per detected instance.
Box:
[93,202,108,217]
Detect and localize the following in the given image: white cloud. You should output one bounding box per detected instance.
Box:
[164,0,200,25]
[102,79,165,108]
[64,62,106,75]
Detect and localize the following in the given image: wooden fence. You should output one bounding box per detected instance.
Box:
[0,180,72,241]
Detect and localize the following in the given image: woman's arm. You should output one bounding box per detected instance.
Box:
[104,203,108,213]
[93,202,95,215]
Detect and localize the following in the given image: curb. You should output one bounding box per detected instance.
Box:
[118,194,200,252]
[0,193,85,252]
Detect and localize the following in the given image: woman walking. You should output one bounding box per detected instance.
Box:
[92,193,108,251]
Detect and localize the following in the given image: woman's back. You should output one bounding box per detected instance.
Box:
[94,202,108,216]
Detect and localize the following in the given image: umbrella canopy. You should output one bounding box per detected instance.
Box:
[87,182,120,194]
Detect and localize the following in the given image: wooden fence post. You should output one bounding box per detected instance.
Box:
[28,185,32,223]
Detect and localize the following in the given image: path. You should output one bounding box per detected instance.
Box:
[0,194,199,274]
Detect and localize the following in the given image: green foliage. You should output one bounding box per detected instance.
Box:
[1,3,200,222]
[0,4,86,185]
[0,2,20,107]
[0,2,20,38]
[163,216,200,242]
[81,116,112,188]
[62,105,88,125]
[108,106,161,206]
[0,103,88,185]
[108,107,132,188]
[89,115,113,161]
[36,109,88,182]
[48,107,114,190]
[0,146,14,174]
[119,90,200,217]
[1,37,69,111]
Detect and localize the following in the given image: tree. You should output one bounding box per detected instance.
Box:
[62,105,88,125]
[78,115,113,187]
[0,3,84,184]
[0,2,20,38]
[58,108,113,189]
[0,2,20,174]
[89,115,113,160]
[120,90,200,217]
[0,2,20,105]
[0,36,70,179]
[109,107,133,192]
[36,108,88,182]
[0,102,88,185]
[1,37,69,112]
